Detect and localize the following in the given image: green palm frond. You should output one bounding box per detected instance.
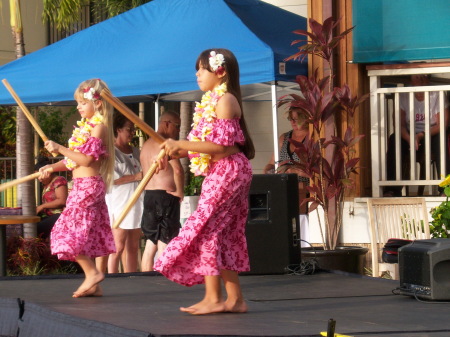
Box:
[92,0,149,18]
[42,0,88,31]
[43,0,152,31]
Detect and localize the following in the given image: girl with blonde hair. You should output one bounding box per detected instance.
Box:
[39,78,116,297]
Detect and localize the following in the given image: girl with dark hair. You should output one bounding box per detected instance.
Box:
[154,48,254,315]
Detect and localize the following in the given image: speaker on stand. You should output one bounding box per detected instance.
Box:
[244,174,301,275]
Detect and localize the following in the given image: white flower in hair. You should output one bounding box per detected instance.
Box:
[209,51,225,72]
[83,87,99,101]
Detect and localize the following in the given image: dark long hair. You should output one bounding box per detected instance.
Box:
[113,111,131,138]
[196,48,255,160]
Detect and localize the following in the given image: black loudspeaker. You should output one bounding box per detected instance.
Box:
[244,174,300,275]
[399,239,450,300]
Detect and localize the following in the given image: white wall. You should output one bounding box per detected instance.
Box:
[0,1,47,66]
[261,0,308,17]
[307,198,442,246]
[245,101,292,174]
[246,1,308,173]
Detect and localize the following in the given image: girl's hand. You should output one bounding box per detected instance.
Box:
[161,138,181,157]
[45,140,61,154]
[39,165,53,179]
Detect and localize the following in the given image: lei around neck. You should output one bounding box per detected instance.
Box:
[189,83,227,176]
[65,112,104,170]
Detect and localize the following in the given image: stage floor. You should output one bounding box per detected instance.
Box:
[1,271,450,337]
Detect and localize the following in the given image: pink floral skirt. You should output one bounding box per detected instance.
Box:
[154,152,252,286]
[50,176,116,261]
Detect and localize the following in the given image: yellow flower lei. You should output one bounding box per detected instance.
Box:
[65,112,104,170]
[189,83,227,175]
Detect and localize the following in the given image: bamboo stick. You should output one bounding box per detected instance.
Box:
[2,79,58,157]
[100,88,165,144]
[0,168,54,192]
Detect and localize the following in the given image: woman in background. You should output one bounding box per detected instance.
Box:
[35,156,68,241]
[100,113,143,273]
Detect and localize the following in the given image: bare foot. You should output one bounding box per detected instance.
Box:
[73,273,105,298]
[73,285,103,298]
[224,299,248,313]
[180,299,227,315]
[89,285,103,297]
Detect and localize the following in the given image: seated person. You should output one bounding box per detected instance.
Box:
[384,74,449,197]
[34,156,68,240]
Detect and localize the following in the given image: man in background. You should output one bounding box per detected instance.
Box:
[384,74,449,196]
[140,111,184,271]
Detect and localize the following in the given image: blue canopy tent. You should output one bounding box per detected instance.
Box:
[0,0,306,104]
[0,0,307,160]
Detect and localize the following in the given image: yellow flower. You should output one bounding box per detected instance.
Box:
[439,175,450,188]
[64,112,104,170]
[215,85,226,96]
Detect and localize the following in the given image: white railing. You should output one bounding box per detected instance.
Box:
[369,64,450,197]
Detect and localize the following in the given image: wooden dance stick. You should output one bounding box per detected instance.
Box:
[112,149,166,229]
[2,79,58,157]
[100,88,165,144]
[0,167,54,192]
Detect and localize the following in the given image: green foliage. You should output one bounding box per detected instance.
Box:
[184,173,205,196]
[37,106,76,150]
[91,0,150,18]
[0,106,75,157]
[429,183,450,238]
[130,127,147,148]
[42,0,88,31]
[0,106,17,157]
[43,0,152,31]
[364,267,393,279]
[6,236,77,276]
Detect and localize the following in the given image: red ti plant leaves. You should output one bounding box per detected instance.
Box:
[278,16,368,250]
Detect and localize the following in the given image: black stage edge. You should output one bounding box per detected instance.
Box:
[2,271,450,337]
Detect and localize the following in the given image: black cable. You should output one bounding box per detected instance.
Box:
[285,239,318,275]
[285,259,318,275]
[393,286,450,303]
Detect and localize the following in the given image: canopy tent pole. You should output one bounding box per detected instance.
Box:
[154,95,160,131]
[271,82,280,170]
[139,102,145,148]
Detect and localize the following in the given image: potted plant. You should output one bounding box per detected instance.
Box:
[430,176,450,238]
[180,173,204,225]
[278,17,369,273]
[184,173,205,197]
